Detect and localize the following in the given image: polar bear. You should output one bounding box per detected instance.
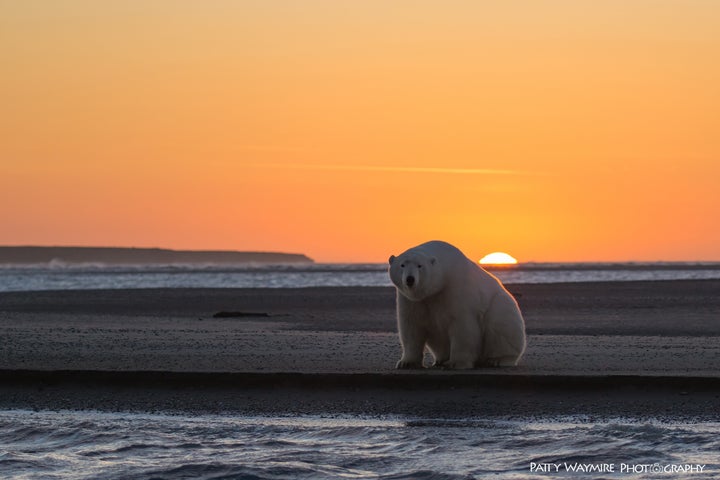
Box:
[388,240,526,369]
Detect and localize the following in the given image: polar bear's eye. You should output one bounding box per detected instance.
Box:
[400,263,405,268]
[418,265,423,269]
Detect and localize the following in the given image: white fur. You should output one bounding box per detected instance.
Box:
[388,240,526,369]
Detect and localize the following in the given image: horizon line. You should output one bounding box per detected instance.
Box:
[247,163,534,175]
[0,246,719,264]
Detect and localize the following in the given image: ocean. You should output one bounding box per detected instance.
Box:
[1,261,720,292]
[0,410,717,480]
[2,263,719,479]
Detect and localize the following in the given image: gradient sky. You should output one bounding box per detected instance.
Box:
[2,1,719,262]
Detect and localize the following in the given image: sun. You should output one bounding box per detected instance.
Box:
[479,252,518,265]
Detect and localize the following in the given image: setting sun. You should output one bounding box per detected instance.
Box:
[479,252,518,266]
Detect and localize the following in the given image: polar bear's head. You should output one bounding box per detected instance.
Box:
[388,251,444,301]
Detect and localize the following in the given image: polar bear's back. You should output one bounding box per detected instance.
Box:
[408,240,467,267]
[412,241,505,292]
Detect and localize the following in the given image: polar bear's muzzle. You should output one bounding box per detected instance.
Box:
[405,275,416,288]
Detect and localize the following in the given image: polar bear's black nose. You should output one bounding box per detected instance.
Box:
[405,275,415,287]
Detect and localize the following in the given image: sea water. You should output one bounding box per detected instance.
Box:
[1,262,720,292]
[0,410,717,479]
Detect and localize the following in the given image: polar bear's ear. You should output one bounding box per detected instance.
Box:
[430,257,437,265]
[389,255,396,265]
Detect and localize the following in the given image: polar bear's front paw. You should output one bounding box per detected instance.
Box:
[442,359,475,370]
[396,359,423,369]
[482,357,519,367]
[431,359,449,368]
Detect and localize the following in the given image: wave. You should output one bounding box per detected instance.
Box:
[1,410,718,479]
[514,261,720,271]
[3,261,720,272]
[0,262,386,273]
[2,262,720,292]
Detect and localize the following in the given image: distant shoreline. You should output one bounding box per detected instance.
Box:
[0,246,313,265]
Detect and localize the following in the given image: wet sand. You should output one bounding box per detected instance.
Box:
[1,280,719,417]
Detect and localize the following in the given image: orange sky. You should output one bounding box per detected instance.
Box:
[2,1,719,262]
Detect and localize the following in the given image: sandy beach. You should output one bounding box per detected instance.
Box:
[1,280,719,418]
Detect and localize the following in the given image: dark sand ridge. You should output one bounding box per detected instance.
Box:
[1,280,719,418]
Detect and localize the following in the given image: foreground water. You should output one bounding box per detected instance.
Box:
[0,410,716,479]
[2,262,720,292]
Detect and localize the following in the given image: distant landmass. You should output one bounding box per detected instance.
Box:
[0,247,314,265]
